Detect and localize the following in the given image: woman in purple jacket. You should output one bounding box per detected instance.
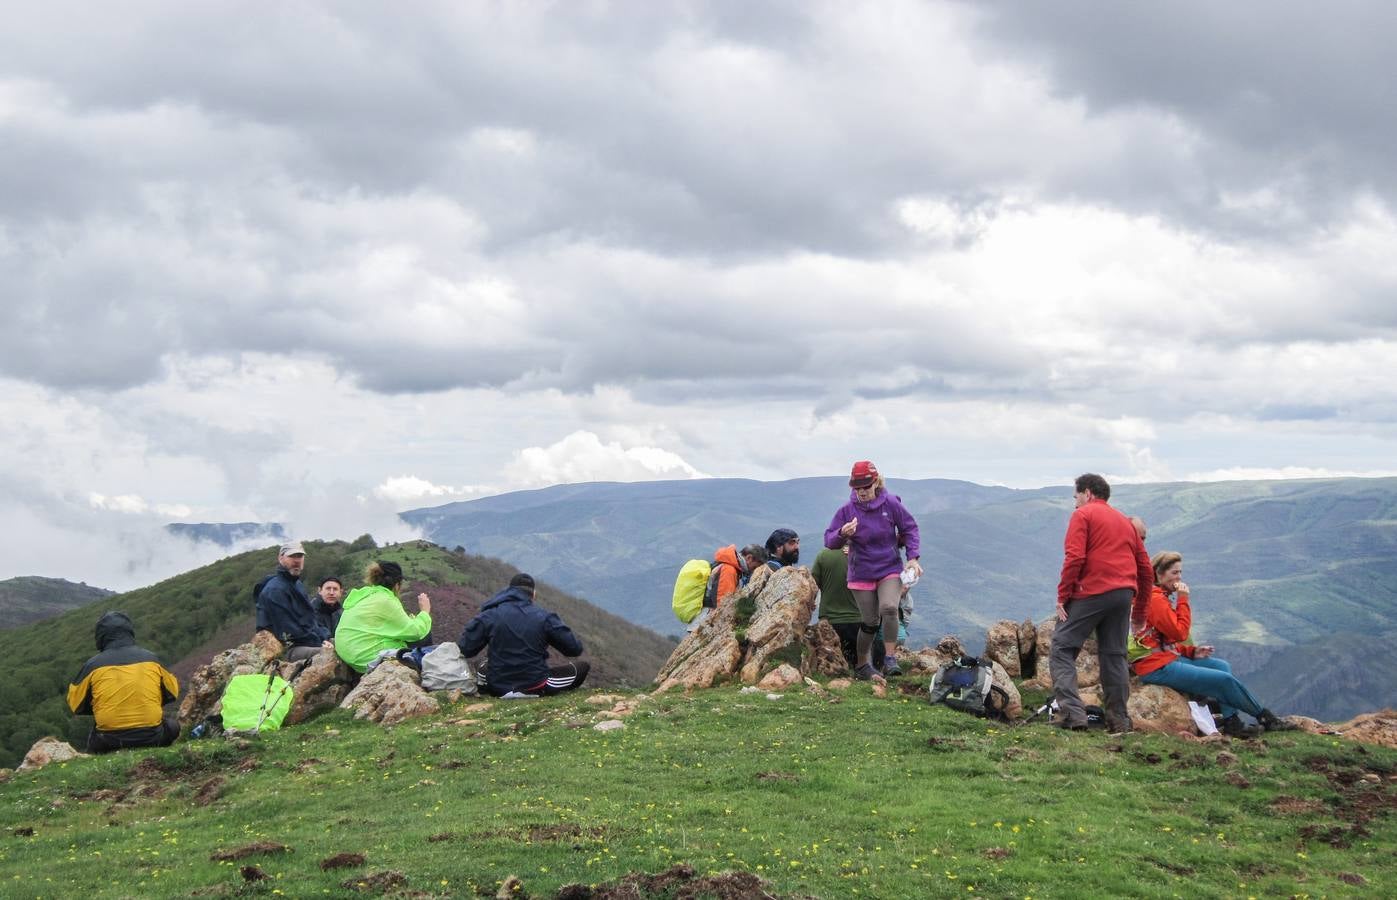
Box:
[824,460,922,679]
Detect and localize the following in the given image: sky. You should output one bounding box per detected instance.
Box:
[4,1,1396,589]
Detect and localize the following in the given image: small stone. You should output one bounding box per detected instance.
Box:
[586,694,623,706]
[757,663,802,691]
[593,720,625,732]
[1361,773,1381,784]
[871,682,887,698]
[18,738,83,771]
[765,693,782,701]
[827,679,852,690]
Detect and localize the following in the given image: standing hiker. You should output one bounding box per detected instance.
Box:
[823,460,922,680]
[1050,473,1152,733]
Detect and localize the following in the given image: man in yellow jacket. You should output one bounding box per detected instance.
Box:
[67,612,180,753]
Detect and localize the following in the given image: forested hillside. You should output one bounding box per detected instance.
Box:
[0,539,674,768]
[0,577,113,629]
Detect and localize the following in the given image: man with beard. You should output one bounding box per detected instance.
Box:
[764,528,801,571]
[254,541,332,661]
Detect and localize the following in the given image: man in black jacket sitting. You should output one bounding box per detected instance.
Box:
[456,574,589,697]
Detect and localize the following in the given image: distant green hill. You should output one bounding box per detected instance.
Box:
[403,476,1397,717]
[0,577,114,629]
[0,539,674,768]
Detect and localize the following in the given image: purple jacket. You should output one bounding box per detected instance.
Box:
[824,489,921,583]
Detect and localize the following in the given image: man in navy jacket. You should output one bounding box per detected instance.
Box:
[457,573,589,697]
[254,541,331,661]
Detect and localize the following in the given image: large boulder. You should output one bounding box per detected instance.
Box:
[285,649,355,725]
[982,621,1022,677]
[1020,618,1099,690]
[801,619,849,677]
[339,660,439,726]
[1127,684,1196,735]
[988,661,1023,721]
[654,567,818,692]
[179,631,284,726]
[18,737,84,771]
[1336,709,1397,749]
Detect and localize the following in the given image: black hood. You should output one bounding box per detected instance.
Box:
[95,611,137,652]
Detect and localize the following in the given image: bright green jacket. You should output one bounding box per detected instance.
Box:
[335,584,433,673]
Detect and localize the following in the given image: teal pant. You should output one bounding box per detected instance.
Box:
[1140,656,1263,720]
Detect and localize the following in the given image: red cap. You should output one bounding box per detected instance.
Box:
[849,460,879,488]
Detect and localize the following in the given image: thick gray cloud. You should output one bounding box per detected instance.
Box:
[1,1,1396,592]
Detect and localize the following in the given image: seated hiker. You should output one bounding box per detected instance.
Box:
[811,544,885,670]
[335,561,435,673]
[312,575,345,636]
[764,528,800,570]
[254,540,332,661]
[67,612,180,753]
[457,573,590,697]
[1132,551,1297,736]
[739,544,768,578]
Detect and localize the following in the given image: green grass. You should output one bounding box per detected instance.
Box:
[1,685,1394,898]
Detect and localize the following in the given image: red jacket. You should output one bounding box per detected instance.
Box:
[1132,585,1197,676]
[1056,498,1153,623]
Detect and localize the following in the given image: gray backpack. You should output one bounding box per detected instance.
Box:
[928,656,1009,721]
[419,643,479,693]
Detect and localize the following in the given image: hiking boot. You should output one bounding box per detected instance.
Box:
[1258,709,1299,732]
[1052,716,1088,731]
[1105,716,1133,736]
[881,658,902,677]
[1220,714,1262,738]
[853,663,885,683]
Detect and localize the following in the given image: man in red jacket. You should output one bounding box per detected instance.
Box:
[1050,474,1153,733]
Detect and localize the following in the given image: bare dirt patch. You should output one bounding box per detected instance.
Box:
[320,852,366,870]
[983,847,1013,861]
[1270,796,1325,815]
[556,862,811,899]
[341,870,408,893]
[194,776,225,806]
[209,841,290,861]
[755,771,799,782]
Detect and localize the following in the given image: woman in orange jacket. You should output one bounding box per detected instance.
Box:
[1133,551,1296,736]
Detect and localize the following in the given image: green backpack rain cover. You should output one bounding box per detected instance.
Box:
[221,673,294,731]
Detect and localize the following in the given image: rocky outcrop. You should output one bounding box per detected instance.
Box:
[801,619,849,677]
[18,737,84,771]
[757,664,802,691]
[1335,709,1397,749]
[988,661,1023,721]
[285,650,355,725]
[1128,684,1196,735]
[339,660,439,726]
[1021,618,1099,691]
[654,567,818,692]
[179,631,285,726]
[1018,618,1039,678]
[983,621,1023,677]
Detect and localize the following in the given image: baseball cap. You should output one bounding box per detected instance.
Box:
[849,460,879,488]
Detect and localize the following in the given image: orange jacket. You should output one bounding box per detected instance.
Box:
[1132,585,1197,676]
[711,545,744,605]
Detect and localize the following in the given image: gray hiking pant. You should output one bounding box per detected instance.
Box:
[1049,588,1132,726]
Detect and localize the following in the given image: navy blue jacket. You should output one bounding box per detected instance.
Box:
[456,586,583,693]
[254,568,329,648]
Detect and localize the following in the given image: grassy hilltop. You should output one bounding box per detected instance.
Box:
[0,540,674,768]
[0,685,1394,898]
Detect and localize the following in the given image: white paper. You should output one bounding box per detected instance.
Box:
[1189,701,1218,735]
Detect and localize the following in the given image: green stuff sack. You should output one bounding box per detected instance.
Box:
[671,558,712,624]
[220,673,293,731]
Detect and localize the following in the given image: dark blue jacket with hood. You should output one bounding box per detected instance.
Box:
[456,586,584,693]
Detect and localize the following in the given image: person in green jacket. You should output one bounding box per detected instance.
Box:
[335,560,434,673]
[810,546,884,671]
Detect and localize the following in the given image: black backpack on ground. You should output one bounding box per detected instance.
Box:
[928,655,1011,722]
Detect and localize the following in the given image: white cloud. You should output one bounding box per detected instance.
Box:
[372,476,495,506]
[506,431,707,488]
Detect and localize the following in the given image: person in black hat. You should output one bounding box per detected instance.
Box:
[456,574,590,697]
[764,528,800,571]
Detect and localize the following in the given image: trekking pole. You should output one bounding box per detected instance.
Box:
[1016,701,1054,729]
